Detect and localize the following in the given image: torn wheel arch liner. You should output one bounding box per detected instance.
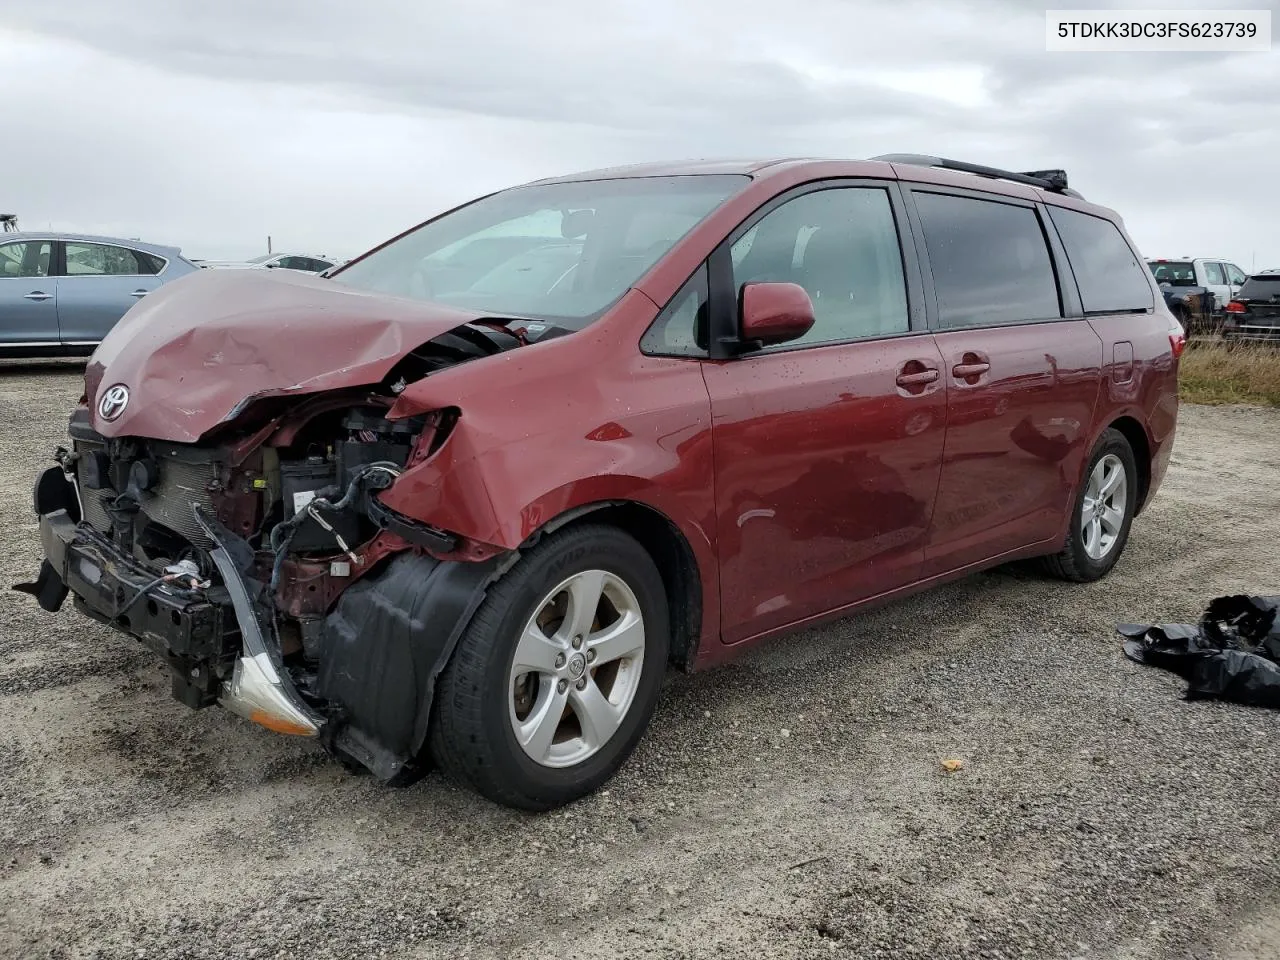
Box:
[315,548,512,781]
[317,494,709,781]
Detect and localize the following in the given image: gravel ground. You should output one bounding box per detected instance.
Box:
[2,364,1279,960]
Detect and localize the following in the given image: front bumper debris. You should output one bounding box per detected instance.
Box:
[192,504,323,736]
[20,466,322,735]
[222,652,321,736]
[19,460,510,782]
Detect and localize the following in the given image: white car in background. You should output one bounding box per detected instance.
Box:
[1145,257,1248,314]
[193,253,340,274]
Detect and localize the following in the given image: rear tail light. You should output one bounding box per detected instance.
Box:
[1225,300,1247,314]
[1168,315,1186,360]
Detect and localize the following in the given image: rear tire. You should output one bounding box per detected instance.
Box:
[1040,428,1138,583]
[429,523,669,811]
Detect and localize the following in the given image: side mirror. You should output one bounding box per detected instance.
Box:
[739,282,815,347]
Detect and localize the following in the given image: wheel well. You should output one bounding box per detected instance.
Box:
[1108,416,1152,514]
[536,502,703,672]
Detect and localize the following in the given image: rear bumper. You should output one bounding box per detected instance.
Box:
[27,467,322,735]
[1222,319,1280,342]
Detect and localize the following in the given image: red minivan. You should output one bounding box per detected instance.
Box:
[23,155,1182,810]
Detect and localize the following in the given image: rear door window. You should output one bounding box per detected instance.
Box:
[1047,207,1153,314]
[64,242,146,276]
[1204,262,1226,285]
[913,192,1061,329]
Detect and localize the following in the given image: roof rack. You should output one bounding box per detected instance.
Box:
[869,154,1083,199]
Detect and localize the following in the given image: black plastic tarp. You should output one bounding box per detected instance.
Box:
[1120,595,1280,708]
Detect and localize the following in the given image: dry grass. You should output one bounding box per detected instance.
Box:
[1180,340,1280,407]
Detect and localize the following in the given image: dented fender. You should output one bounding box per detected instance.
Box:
[378,291,724,651]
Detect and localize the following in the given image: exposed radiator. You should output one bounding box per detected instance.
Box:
[72,440,113,533]
[72,440,217,547]
[140,458,217,548]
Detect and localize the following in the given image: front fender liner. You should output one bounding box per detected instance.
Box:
[315,549,508,781]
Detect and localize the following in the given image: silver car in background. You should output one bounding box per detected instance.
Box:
[194,252,337,273]
[0,232,199,357]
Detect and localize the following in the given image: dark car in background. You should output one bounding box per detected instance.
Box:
[1224,273,1280,342]
[21,154,1181,811]
[0,232,199,356]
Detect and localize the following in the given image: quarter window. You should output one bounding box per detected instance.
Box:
[0,241,52,278]
[640,265,709,357]
[64,242,151,276]
[729,187,909,346]
[1047,207,1153,314]
[914,192,1061,329]
[134,251,166,275]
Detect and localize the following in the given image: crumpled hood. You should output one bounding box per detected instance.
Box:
[85,268,486,443]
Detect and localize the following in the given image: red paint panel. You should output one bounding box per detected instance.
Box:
[702,334,948,644]
[924,320,1103,576]
[380,290,724,649]
[1087,312,1180,510]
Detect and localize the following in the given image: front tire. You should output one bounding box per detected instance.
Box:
[1040,428,1138,583]
[429,523,669,811]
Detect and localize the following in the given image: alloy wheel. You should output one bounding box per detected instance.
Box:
[507,570,646,768]
[1081,453,1127,561]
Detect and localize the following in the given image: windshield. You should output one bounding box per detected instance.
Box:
[1147,261,1196,285]
[333,175,748,327]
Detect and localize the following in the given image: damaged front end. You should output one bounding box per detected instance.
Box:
[19,318,527,781]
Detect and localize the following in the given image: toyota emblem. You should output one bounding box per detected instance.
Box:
[98,384,130,421]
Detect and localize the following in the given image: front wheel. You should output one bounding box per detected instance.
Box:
[1040,428,1138,583]
[429,523,669,810]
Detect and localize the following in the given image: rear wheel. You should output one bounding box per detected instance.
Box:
[429,523,669,810]
[1040,428,1137,583]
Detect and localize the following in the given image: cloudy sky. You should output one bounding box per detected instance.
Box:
[2,0,1277,267]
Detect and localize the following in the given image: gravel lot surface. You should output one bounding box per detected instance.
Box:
[2,364,1278,960]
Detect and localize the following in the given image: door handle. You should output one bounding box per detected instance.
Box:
[895,369,939,387]
[23,291,52,302]
[130,289,149,298]
[952,361,990,378]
